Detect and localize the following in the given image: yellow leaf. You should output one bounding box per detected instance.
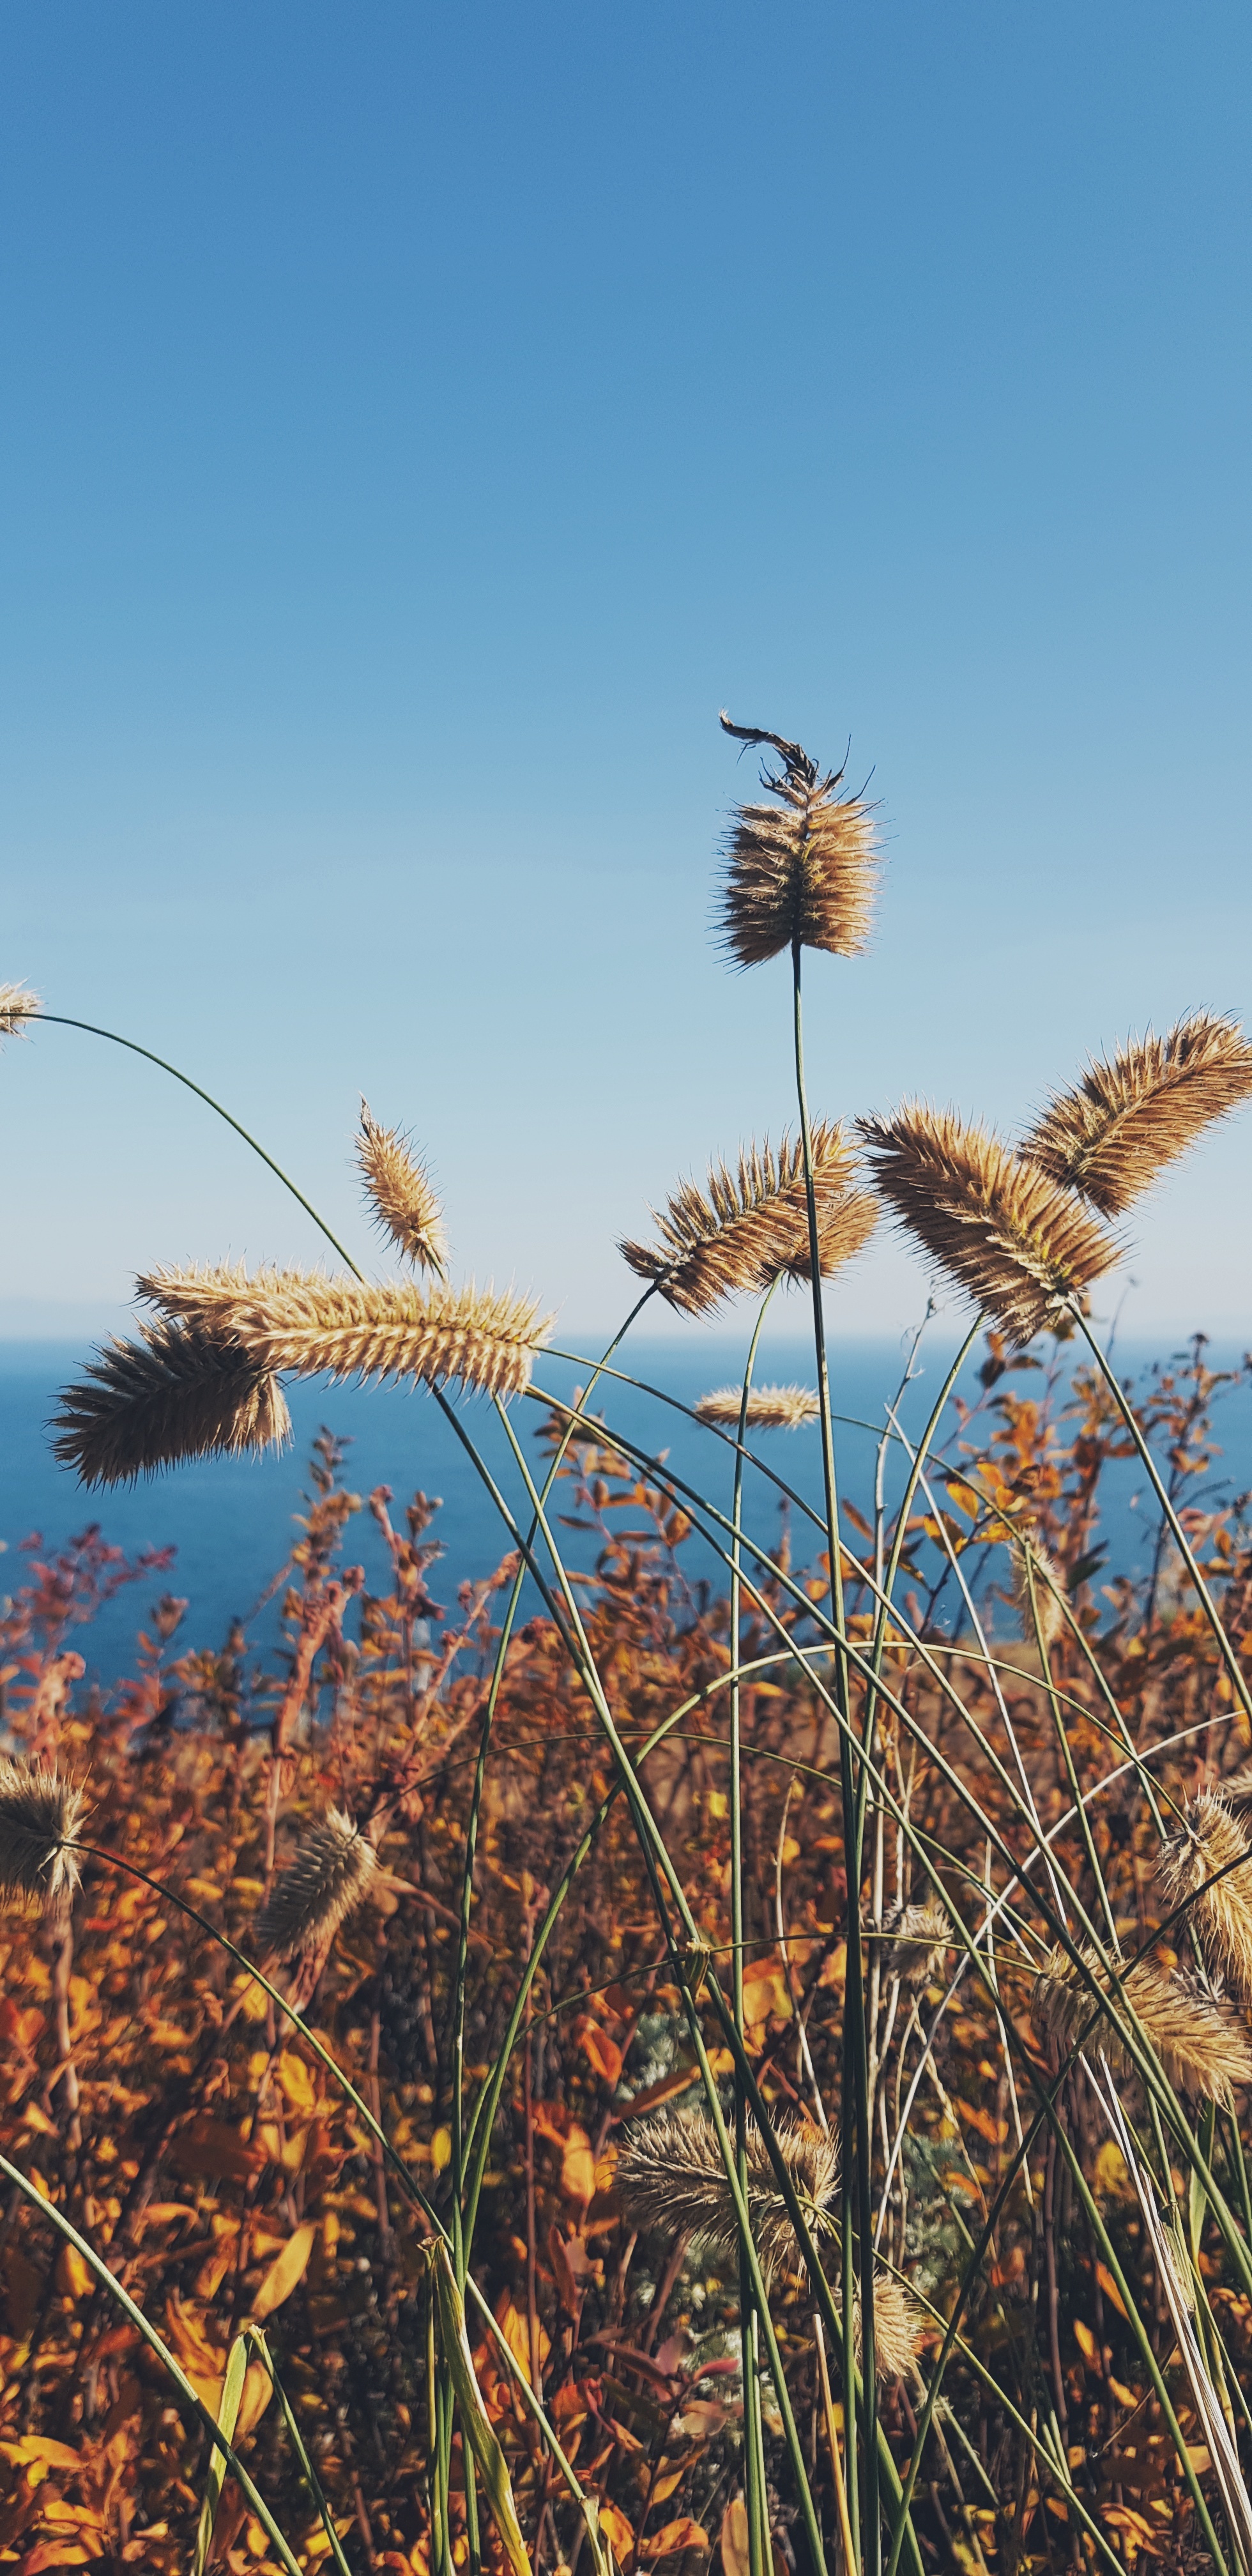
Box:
[561,2131,596,2209]
[599,2504,634,2564]
[275,2052,317,2120]
[643,2518,710,2556]
[250,2222,316,2322]
[54,2245,93,2303]
[1073,2320,1097,2366]
[1094,2259,1129,2319]
[235,2359,274,2439]
[432,2126,452,2172]
[720,2500,749,2576]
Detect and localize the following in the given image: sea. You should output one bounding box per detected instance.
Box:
[1,1331,1249,1689]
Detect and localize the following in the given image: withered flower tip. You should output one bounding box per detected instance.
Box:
[857,1102,1119,1347]
[620,1124,876,1316]
[718,715,880,969]
[1022,1011,1252,1216]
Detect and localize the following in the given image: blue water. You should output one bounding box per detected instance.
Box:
[1,1331,1249,1687]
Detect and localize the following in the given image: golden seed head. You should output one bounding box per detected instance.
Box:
[1010,1533,1067,1648]
[856,1103,1120,1347]
[1030,1939,1252,2106]
[356,1103,448,1280]
[616,2108,839,2288]
[717,715,880,969]
[1156,1793,1252,2004]
[620,1124,877,1316]
[0,983,39,1041]
[50,1317,291,1489]
[880,1898,952,1988]
[140,1266,553,1404]
[1021,1011,1252,1216]
[252,1809,378,1960]
[855,2272,925,2382]
[694,1384,820,1431]
[0,1761,84,1912]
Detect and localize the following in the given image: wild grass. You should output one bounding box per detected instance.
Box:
[3,717,1252,2576]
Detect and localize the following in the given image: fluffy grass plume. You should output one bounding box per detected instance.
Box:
[51,1317,291,1489]
[620,1124,877,1315]
[616,2108,839,2288]
[694,1383,820,1430]
[0,1761,84,1910]
[1021,1010,1252,1216]
[1030,1941,1252,2105]
[856,1103,1118,1346]
[356,1103,448,1279]
[141,1266,553,1402]
[0,983,39,1041]
[1156,1792,1252,2003]
[717,715,880,968]
[253,1809,379,1959]
[881,1897,952,1988]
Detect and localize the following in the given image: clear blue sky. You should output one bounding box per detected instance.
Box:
[2,1,1249,1351]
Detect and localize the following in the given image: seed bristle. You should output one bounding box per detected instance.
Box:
[139,1267,553,1403]
[1156,1793,1252,2005]
[695,1384,820,1430]
[1031,1938,1252,2105]
[1021,1011,1252,1215]
[717,717,880,969]
[356,1103,448,1279]
[0,983,40,1041]
[616,2108,839,2288]
[0,1762,84,1911]
[252,1809,379,1959]
[856,1103,1120,1346]
[50,1317,291,1488]
[620,1124,876,1316]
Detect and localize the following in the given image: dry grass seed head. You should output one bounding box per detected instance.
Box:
[694,1384,820,1431]
[616,2108,839,2288]
[0,983,39,1041]
[252,1809,379,1959]
[620,1124,877,1315]
[1156,1793,1252,2003]
[1021,1011,1252,1216]
[356,1103,448,1279]
[0,1761,84,1910]
[717,717,880,969]
[139,1266,553,1403]
[855,2273,925,2382]
[1011,1534,1067,1648]
[856,1103,1119,1346]
[881,1898,952,1989]
[1030,1940,1252,2106]
[51,1317,291,1488]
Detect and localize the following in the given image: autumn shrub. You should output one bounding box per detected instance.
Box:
[2,716,1252,2576]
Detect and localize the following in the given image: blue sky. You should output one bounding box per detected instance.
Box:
[2,1,1250,1352]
